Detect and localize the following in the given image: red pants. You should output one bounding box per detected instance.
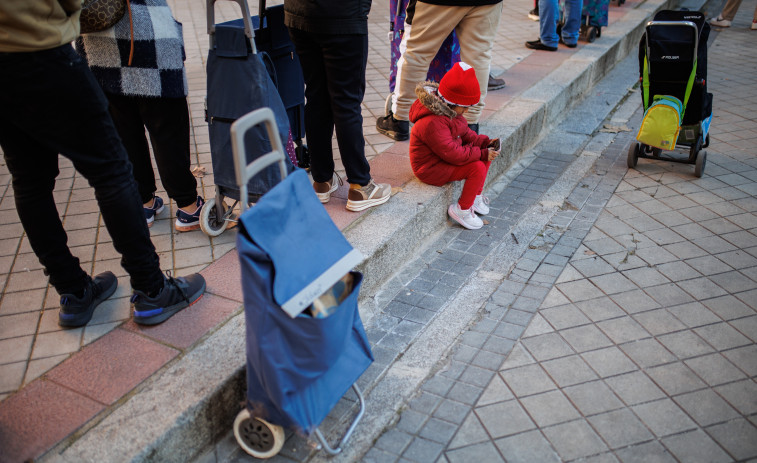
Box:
[416,159,491,210]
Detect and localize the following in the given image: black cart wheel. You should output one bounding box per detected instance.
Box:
[588,27,598,42]
[695,150,707,178]
[233,409,285,459]
[627,142,639,168]
[199,197,228,237]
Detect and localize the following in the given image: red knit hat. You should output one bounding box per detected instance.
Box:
[438,62,480,107]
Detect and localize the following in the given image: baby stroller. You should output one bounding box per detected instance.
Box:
[627,10,713,177]
[384,0,460,116]
[557,0,609,42]
[200,0,296,237]
[232,108,372,459]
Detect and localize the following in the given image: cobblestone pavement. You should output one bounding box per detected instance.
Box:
[358,8,757,463]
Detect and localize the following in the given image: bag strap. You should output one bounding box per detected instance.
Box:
[126,0,134,66]
[642,55,650,111]
[681,59,697,117]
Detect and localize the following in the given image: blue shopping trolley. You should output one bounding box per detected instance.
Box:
[231,108,373,459]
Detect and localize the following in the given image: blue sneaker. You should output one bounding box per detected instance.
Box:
[131,272,206,325]
[59,271,118,327]
[175,196,204,232]
[145,195,164,228]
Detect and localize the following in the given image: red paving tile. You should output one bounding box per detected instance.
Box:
[201,251,244,302]
[369,152,417,185]
[122,293,241,349]
[0,379,104,463]
[45,328,178,405]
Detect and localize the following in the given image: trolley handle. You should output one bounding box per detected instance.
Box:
[207,0,256,53]
[230,107,288,215]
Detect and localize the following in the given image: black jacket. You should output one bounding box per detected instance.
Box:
[284,0,372,35]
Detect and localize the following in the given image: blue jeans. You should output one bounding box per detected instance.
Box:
[540,0,584,47]
[0,45,164,295]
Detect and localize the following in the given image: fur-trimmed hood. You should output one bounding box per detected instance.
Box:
[411,81,457,121]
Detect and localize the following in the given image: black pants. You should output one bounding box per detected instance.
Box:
[288,29,371,186]
[106,94,198,208]
[0,45,164,295]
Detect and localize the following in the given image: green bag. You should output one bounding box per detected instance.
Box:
[636,56,697,150]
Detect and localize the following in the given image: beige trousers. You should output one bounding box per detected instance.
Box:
[392,2,503,124]
[720,0,757,21]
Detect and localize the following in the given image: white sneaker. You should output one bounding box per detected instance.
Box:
[709,16,731,27]
[448,203,483,230]
[473,195,490,215]
[313,172,343,203]
[751,20,757,30]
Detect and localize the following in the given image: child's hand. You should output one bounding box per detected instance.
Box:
[487,148,500,162]
[487,138,500,151]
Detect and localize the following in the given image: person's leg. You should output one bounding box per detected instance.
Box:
[455,3,503,124]
[320,33,371,186]
[106,93,157,204]
[138,97,198,208]
[539,0,560,47]
[720,0,743,20]
[562,0,583,45]
[289,28,335,184]
[394,3,467,120]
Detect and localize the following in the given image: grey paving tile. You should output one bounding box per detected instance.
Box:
[499,363,556,397]
[363,448,400,463]
[619,338,677,369]
[605,371,666,406]
[694,322,752,350]
[645,362,708,396]
[444,442,504,463]
[575,296,626,322]
[645,283,696,308]
[674,388,741,427]
[708,270,757,293]
[459,365,496,388]
[542,420,608,461]
[446,381,483,406]
[540,354,598,388]
[474,400,536,439]
[632,308,687,336]
[581,346,638,378]
[609,289,661,314]
[596,317,651,344]
[613,441,677,463]
[571,257,617,278]
[588,408,654,449]
[520,333,574,361]
[662,429,733,463]
[703,294,756,320]
[563,380,625,417]
[556,279,605,303]
[559,324,614,353]
[730,314,757,342]
[519,390,581,427]
[433,399,470,425]
[722,344,757,377]
[685,255,733,276]
[419,418,459,445]
[396,409,429,434]
[714,380,757,415]
[494,430,560,463]
[409,391,443,415]
[666,301,723,328]
[634,246,679,266]
[447,413,489,449]
[678,277,730,300]
[621,267,670,288]
[402,437,444,462]
[706,418,757,461]
[631,398,697,437]
[375,429,413,455]
[685,353,747,386]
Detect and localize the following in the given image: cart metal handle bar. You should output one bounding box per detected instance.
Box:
[207,0,257,53]
[312,384,366,455]
[230,107,288,215]
[644,20,698,77]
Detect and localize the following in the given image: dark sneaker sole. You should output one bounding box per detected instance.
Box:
[133,281,206,326]
[59,277,118,328]
[376,126,409,141]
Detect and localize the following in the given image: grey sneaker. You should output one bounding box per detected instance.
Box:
[346,179,391,212]
[313,172,343,204]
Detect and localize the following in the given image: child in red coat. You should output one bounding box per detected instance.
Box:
[409,62,500,230]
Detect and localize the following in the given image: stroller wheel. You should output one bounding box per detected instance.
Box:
[627,142,639,168]
[233,409,285,459]
[695,150,707,178]
[199,197,229,237]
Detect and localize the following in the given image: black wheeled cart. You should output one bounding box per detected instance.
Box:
[231,108,373,459]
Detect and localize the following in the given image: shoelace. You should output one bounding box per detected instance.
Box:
[130,271,188,303]
[477,195,490,206]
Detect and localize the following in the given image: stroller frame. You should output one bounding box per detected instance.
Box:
[230,107,367,458]
[628,13,712,177]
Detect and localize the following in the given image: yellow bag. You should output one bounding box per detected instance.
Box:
[636,95,683,150]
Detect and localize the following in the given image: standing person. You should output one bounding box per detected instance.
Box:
[0,0,205,327]
[710,0,757,29]
[525,0,584,51]
[376,0,504,141]
[75,0,205,231]
[284,0,392,212]
[409,62,500,230]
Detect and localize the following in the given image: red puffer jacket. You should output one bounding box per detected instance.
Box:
[408,81,490,186]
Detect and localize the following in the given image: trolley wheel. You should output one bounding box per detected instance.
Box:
[199,197,228,237]
[233,409,285,459]
[587,27,598,42]
[384,94,393,117]
[689,135,703,162]
[627,142,639,168]
[695,150,707,178]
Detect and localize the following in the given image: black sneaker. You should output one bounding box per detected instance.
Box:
[376,113,409,141]
[131,272,206,325]
[525,39,558,51]
[59,271,118,328]
[559,37,577,48]
[528,7,539,20]
[487,74,506,91]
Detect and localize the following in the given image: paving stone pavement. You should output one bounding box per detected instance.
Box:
[354,9,757,463]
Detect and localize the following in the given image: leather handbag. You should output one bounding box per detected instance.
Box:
[80,0,127,34]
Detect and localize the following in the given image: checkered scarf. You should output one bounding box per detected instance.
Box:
[75,0,188,98]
